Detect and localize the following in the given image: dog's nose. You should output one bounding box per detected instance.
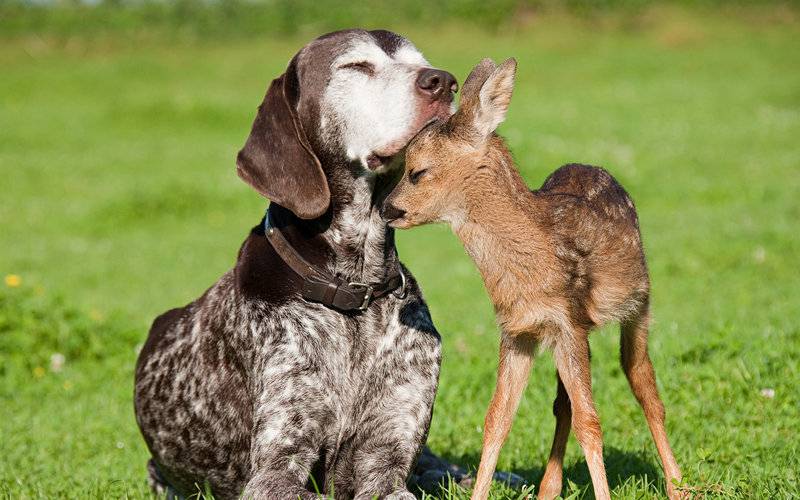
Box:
[416,68,458,101]
[381,203,406,222]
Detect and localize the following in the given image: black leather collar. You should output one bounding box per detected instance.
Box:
[264,209,406,312]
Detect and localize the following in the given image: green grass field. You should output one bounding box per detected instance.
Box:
[2,7,799,499]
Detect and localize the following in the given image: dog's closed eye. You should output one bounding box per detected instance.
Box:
[339,61,376,76]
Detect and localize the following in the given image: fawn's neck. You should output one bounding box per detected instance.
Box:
[451,153,552,323]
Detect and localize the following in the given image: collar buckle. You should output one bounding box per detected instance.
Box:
[348,282,374,311]
[265,208,404,313]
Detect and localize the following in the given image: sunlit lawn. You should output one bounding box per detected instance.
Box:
[1,8,799,498]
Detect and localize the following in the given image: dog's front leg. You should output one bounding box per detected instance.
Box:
[242,379,326,499]
[243,430,323,500]
[348,311,441,499]
[349,435,419,500]
[242,472,320,500]
[243,420,323,500]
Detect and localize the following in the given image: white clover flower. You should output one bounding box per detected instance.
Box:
[50,353,66,373]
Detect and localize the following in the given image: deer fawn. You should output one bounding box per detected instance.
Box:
[381,58,683,500]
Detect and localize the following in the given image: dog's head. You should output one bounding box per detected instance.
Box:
[237,29,457,220]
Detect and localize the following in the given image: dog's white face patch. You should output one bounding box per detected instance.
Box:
[320,34,437,170]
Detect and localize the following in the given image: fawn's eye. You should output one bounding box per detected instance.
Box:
[339,61,376,76]
[409,168,428,185]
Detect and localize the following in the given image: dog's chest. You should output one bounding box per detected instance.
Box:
[249,298,409,424]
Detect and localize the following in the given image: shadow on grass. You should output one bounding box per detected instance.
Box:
[438,446,664,497]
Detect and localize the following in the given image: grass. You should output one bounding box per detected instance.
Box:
[6,1,796,40]
[2,6,800,499]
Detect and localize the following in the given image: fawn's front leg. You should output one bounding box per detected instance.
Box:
[471,333,537,500]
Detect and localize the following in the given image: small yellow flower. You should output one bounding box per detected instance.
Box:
[33,366,45,378]
[63,381,73,391]
[89,309,104,322]
[5,274,21,287]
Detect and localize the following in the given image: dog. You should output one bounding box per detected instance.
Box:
[134,29,457,499]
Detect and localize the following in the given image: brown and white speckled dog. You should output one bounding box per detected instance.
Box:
[134,29,459,499]
[383,58,683,500]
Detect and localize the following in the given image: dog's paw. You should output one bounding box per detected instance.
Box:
[385,490,417,500]
[492,470,528,489]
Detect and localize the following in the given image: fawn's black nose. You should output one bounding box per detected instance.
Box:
[381,203,406,222]
[416,68,458,101]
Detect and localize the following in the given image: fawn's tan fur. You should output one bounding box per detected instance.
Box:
[383,59,683,500]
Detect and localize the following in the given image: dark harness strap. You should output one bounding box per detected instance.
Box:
[264,210,406,312]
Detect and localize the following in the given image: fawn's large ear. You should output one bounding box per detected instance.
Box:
[451,58,517,142]
[449,58,497,135]
[236,59,330,220]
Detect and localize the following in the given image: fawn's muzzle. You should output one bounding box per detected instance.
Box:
[380,202,406,222]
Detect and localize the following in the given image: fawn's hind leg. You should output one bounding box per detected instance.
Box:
[471,333,537,500]
[553,332,611,500]
[537,374,571,500]
[621,308,683,499]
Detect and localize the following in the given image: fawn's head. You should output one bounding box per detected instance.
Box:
[382,57,517,229]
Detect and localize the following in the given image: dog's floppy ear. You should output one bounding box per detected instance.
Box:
[236,60,330,220]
